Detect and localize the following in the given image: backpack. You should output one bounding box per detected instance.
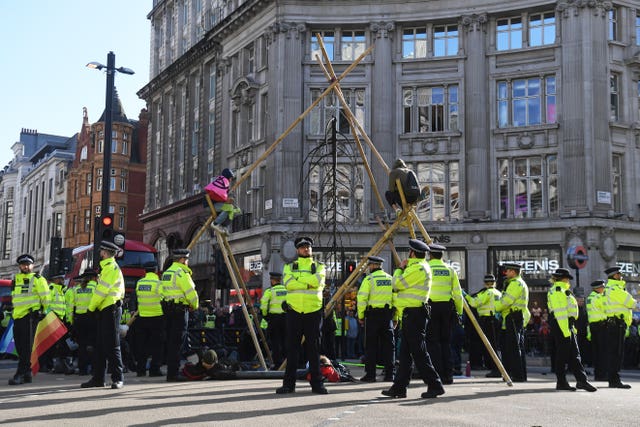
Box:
[403,169,421,203]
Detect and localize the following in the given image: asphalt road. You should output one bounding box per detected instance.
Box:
[1,360,639,426]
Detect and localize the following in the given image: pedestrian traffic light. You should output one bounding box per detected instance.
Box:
[345,261,356,274]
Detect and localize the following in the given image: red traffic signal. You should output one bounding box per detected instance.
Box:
[345,261,356,274]
[101,214,113,227]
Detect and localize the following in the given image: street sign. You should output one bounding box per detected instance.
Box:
[567,245,588,270]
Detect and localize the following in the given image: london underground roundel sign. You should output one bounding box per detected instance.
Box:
[567,245,588,270]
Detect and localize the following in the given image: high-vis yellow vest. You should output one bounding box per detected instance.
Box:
[260,284,287,316]
[48,283,66,318]
[547,281,578,338]
[586,290,607,323]
[465,287,502,317]
[74,281,96,315]
[357,268,393,320]
[89,257,125,311]
[161,262,199,310]
[604,278,635,327]
[135,272,163,317]
[495,275,531,327]
[11,272,50,319]
[428,259,463,314]
[283,257,325,314]
[391,258,432,321]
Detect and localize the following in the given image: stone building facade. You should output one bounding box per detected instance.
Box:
[139,0,640,305]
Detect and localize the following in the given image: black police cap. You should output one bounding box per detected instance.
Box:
[49,274,65,280]
[551,268,574,280]
[172,249,191,259]
[82,268,98,277]
[99,240,119,252]
[428,243,446,253]
[294,236,314,248]
[502,262,522,271]
[143,260,158,271]
[483,274,496,282]
[590,280,605,288]
[604,266,620,276]
[269,271,283,278]
[408,239,429,253]
[16,254,35,264]
[367,256,385,264]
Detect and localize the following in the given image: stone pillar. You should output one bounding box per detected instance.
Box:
[557,1,612,216]
[461,13,490,220]
[369,21,395,213]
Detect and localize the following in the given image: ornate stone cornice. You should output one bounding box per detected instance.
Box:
[370,22,395,39]
[461,13,487,33]
[272,21,307,39]
[556,0,612,18]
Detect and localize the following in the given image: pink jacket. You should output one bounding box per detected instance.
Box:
[205,176,230,202]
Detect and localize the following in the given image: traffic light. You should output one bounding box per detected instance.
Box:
[96,214,125,247]
[345,261,356,274]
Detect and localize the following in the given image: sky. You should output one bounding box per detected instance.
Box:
[0,1,152,166]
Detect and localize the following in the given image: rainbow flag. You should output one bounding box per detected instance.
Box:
[0,318,17,356]
[30,312,67,375]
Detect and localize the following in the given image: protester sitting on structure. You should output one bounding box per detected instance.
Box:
[205,168,242,235]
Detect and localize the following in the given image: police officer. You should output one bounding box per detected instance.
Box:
[161,248,199,382]
[465,274,502,377]
[47,274,74,374]
[276,236,328,395]
[382,239,445,399]
[425,243,462,385]
[260,271,287,368]
[495,262,530,382]
[8,254,50,385]
[586,279,607,381]
[81,241,125,389]
[357,256,394,382]
[73,269,97,375]
[603,266,635,389]
[546,268,597,392]
[135,260,165,377]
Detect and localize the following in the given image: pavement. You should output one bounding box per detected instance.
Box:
[1,358,639,426]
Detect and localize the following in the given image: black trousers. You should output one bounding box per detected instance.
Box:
[165,308,188,378]
[74,313,96,374]
[91,304,123,383]
[550,319,588,384]
[135,315,165,373]
[13,313,37,376]
[364,308,394,377]
[501,311,527,381]
[589,321,607,379]
[426,301,454,382]
[282,309,323,389]
[266,313,287,367]
[606,318,626,384]
[479,316,500,372]
[394,307,442,390]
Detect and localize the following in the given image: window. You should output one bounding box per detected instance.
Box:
[529,12,555,46]
[86,173,92,195]
[120,177,126,192]
[341,31,366,61]
[416,162,460,221]
[497,17,523,51]
[434,25,458,56]
[610,74,619,121]
[245,44,255,75]
[119,206,126,229]
[84,209,91,232]
[311,31,335,61]
[308,164,364,223]
[608,8,617,41]
[48,178,53,199]
[636,13,640,45]
[403,85,459,133]
[402,28,427,59]
[121,140,128,155]
[98,139,103,153]
[309,88,365,135]
[110,177,116,191]
[209,67,216,100]
[497,76,556,128]
[612,154,622,212]
[499,156,557,219]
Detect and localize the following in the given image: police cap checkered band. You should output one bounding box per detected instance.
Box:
[172,249,191,259]
[483,274,496,282]
[294,236,314,248]
[99,241,119,252]
[16,254,35,264]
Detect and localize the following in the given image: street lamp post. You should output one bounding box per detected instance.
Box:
[87,51,134,267]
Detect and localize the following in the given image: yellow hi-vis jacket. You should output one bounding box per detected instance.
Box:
[604,278,635,327]
[48,283,66,318]
[356,268,393,320]
[547,281,578,338]
[135,272,163,317]
[11,272,50,319]
[495,275,530,328]
[260,284,287,316]
[283,257,325,314]
[465,286,502,317]
[89,257,125,311]
[161,262,199,310]
[391,258,432,321]
[73,281,96,316]
[586,290,607,323]
[428,259,463,315]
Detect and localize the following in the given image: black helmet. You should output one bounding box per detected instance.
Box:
[221,168,235,179]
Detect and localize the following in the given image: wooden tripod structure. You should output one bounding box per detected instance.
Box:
[187,34,511,385]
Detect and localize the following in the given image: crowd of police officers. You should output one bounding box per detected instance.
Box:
[4,234,637,397]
